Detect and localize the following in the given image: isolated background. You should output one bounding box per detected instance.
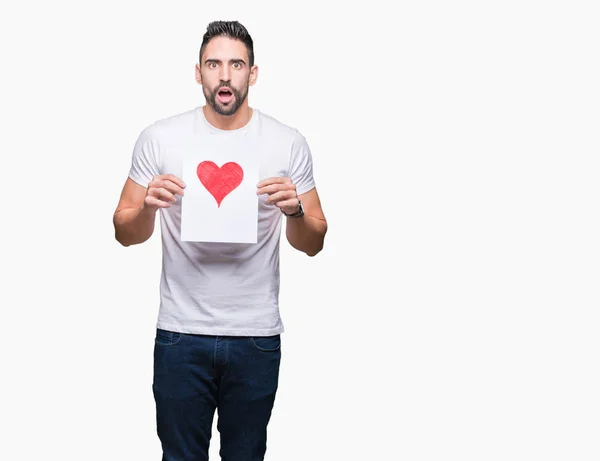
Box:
[2,1,599,460]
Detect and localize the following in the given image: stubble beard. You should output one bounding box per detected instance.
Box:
[204,81,249,116]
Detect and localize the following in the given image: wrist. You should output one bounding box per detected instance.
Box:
[282,199,304,218]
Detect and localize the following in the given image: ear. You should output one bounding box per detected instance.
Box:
[195,63,202,85]
[248,65,259,87]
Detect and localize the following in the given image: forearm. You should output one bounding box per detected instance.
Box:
[113,205,157,247]
[285,215,327,256]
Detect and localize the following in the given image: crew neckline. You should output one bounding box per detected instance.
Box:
[197,105,258,135]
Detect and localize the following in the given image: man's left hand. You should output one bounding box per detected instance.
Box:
[257,177,301,215]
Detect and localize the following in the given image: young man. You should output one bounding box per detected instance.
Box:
[113,20,327,461]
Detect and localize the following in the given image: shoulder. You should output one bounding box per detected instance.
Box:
[137,106,198,141]
[255,109,307,145]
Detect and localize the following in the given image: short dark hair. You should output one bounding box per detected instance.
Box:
[199,21,254,67]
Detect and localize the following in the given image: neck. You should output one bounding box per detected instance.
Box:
[202,103,253,131]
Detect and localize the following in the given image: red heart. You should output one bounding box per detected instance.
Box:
[196,161,244,207]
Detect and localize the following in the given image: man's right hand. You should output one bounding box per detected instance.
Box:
[143,174,186,211]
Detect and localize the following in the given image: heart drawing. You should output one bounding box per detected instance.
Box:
[196,161,244,207]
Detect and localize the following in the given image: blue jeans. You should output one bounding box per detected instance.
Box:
[152,329,282,461]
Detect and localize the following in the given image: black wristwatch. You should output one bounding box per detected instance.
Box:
[282,199,304,218]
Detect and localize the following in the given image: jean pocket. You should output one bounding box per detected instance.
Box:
[249,334,281,352]
[155,328,182,346]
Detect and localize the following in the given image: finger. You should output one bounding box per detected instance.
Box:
[163,174,186,189]
[257,177,291,188]
[145,196,172,208]
[150,187,176,203]
[155,179,185,196]
[257,182,295,196]
[276,198,301,210]
[266,190,297,204]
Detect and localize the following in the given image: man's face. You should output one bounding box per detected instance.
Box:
[196,36,258,116]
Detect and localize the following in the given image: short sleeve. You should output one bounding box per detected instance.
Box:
[289,130,316,195]
[128,124,161,187]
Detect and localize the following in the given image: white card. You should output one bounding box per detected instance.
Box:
[180,137,259,243]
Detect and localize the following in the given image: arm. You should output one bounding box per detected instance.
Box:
[285,187,327,257]
[257,177,328,257]
[113,178,157,247]
[113,175,185,247]
[258,130,326,256]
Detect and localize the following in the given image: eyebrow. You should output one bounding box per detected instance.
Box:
[204,58,246,65]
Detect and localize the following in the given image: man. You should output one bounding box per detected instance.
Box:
[112,20,327,461]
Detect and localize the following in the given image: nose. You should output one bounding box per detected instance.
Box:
[219,65,231,83]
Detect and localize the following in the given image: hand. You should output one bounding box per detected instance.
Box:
[257,177,300,215]
[143,174,186,211]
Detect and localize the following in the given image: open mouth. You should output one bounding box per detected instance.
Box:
[216,87,234,104]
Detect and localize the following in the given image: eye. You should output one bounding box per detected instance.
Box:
[209,62,218,68]
[233,62,242,69]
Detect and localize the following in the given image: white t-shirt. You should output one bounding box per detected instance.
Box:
[128,105,315,336]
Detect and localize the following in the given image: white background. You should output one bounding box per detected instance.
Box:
[1,1,599,460]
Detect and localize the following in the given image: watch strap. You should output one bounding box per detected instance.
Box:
[282,199,304,218]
